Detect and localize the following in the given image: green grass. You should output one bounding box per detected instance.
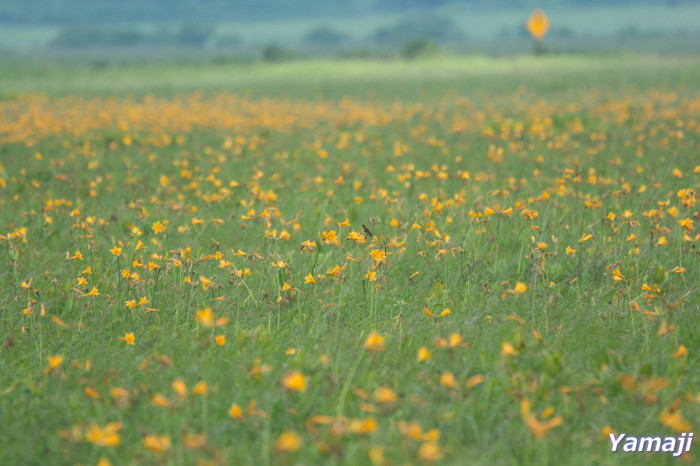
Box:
[2,55,699,99]
[0,55,699,465]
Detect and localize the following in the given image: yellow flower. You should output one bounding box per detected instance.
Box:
[200,275,213,290]
[321,230,340,246]
[304,274,316,284]
[679,218,694,230]
[120,333,136,345]
[281,371,307,392]
[143,434,170,453]
[183,434,207,449]
[110,247,122,256]
[86,286,100,296]
[364,331,386,351]
[416,346,431,362]
[673,345,688,358]
[66,250,83,261]
[275,431,302,452]
[513,282,527,294]
[172,379,187,401]
[326,264,345,276]
[300,240,316,252]
[151,221,167,234]
[520,399,563,438]
[44,355,64,374]
[373,386,397,404]
[85,422,122,447]
[659,408,692,433]
[215,335,227,345]
[349,417,378,434]
[365,270,377,282]
[465,374,485,388]
[611,267,624,282]
[439,372,459,389]
[151,393,170,408]
[417,441,443,461]
[601,425,614,438]
[195,307,228,328]
[369,249,387,263]
[369,446,385,466]
[229,403,244,419]
[578,233,593,243]
[448,333,463,347]
[501,342,518,356]
[192,381,209,395]
[347,231,366,243]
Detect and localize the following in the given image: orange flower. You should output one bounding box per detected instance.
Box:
[416,346,431,361]
[192,381,208,395]
[513,282,527,294]
[520,399,563,438]
[673,345,688,358]
[143,434,170,453]
[229,403,244,419]
[501,342,518,357]
[120,333,136,345]
[281,371,307,392]
[373,387,397,404]
[369,249,387,263]
[364,331,386,351]
[439,372,458,389]
[578,233,593,243]
[172,379,187,401]
[275,431,301,452]
[44,355,64,375]
[85,422,122,447]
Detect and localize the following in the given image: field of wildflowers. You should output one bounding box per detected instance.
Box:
[1,57,699,465]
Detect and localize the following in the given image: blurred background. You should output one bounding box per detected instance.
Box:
[2,0,700,66]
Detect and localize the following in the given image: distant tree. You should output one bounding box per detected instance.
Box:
[372,15,462,44]
[216,34,242,47]
[175,23,214,47]
[262,43,294,62]
[303,26,348,46]
[51,25,144,47]
[51,26,102,47]
[401,36,440,59]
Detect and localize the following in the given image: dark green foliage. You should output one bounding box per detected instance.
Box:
[175,23,214,47]
[262,43,295,62]
[303,26,348,46]
[50,23,215,49]
[401,36,440,59]
[52,26,145,48]
[372,15,463,44]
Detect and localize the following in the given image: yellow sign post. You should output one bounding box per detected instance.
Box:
[526,9,549,54]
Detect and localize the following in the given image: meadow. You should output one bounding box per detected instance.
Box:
[1,55,699,465]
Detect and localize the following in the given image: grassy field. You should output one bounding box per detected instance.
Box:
[1,56,699,465]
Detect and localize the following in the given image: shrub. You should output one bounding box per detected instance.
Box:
[175,23,214,47]
[372,15,462,44]
[401,36,439,59]
[303,26,347,46]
